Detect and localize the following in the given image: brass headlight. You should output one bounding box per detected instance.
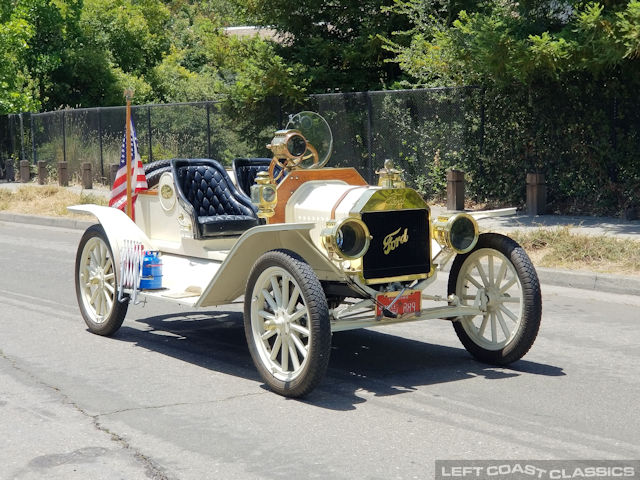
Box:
[433,212,478,254]
[322,218,371,260]
[267,129,307,161]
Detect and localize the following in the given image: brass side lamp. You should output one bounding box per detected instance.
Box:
[250,171,278,219]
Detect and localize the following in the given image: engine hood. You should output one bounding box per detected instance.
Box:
[286,182,427,219]
[284,181,429,257]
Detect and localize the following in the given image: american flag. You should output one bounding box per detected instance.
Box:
[109,119,148,217]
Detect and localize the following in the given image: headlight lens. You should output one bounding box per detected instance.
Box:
[322,218,371,260]
[287,134,307,157]
[433,212,478,254]
[450,214,477,252]
[335,228,344,250]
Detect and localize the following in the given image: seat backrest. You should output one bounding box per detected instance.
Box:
[172,159,257,218]
[232,157,286,197]
[232,158,271,197]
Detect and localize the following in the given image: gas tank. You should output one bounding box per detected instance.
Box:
[140,251,163,290]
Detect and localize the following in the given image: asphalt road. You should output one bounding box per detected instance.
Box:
[1,221,639,480]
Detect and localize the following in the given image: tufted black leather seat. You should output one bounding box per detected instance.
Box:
[232,158,284,197]
[171,159,259,238]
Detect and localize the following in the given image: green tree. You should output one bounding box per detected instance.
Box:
[81,0,170,75]
[1,0,312,111]
[385,1,640,86]
[0,13,37,113]
[1,0,119,111]
[384,1,640,214]
[238,0,410,92]
[1,0,79,112]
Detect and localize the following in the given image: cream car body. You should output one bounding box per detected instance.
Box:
[71,111,542,398]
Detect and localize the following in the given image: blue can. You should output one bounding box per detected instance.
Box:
[140,251,163,290]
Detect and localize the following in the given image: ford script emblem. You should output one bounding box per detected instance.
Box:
[383,227,409,255]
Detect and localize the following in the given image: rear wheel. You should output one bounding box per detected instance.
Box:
[75,224,128,336]
[244,250,331,397]
[448,233,541,365]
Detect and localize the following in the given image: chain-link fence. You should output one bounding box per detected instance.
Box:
[28,102,227,185]
[0,88,479,191]
[303,87,481,197]
[2,87,639,214]
[0,113,31,180]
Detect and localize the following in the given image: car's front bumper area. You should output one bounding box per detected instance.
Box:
[330,299,484,332]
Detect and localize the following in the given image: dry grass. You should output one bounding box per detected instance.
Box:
[510,226,640,275]
[2,185,639,276]
[0,185,107,216]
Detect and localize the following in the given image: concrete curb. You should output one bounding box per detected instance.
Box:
[0,212,95,231]
[2,211,640,296]
[536,267,640,296]
[438,261,640,295]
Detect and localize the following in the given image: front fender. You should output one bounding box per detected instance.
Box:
[197,223,345,307]
[68,204,155,281]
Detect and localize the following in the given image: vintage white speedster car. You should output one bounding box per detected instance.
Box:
[70,112,542,397]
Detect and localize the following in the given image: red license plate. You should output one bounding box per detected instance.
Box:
[376,290,421,317]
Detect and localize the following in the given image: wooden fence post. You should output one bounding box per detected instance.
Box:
[526,173,546,216]
[109,163,119,188]
[58,161,68,187]
[19,160,30,183]
[81,162,93,189]
[38,161,47,185]
[447,169,465,211]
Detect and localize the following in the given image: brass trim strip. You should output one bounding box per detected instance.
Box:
[330,186,365,220]
[363,273,428,285]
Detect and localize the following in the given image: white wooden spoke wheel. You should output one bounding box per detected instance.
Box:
[448,233,542,365]
[251,266,312,380]
[75,225,128,336]
[244,250,330,397]
[456,248,523,349]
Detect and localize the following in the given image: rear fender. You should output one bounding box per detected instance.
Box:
[68,204,155,281]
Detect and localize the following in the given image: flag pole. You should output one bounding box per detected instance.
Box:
[124,89,134,219]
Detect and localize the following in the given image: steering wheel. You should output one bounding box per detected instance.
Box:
[269,158,287,182]
[290,143,319,169]
[267,131,322,183]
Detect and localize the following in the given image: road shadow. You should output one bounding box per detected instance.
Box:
[311,328,564,410]
[111,309,564,411]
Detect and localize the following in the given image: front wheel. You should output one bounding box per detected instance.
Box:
[244,250,331,397]
[448,233,542,365]
[75,224,128,336]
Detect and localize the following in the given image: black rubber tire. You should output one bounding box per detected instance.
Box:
[143,159,171,174]
[145,166,171,188]
[75,224,128,336]
[448,233,542,365]
[244,249,331,397]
